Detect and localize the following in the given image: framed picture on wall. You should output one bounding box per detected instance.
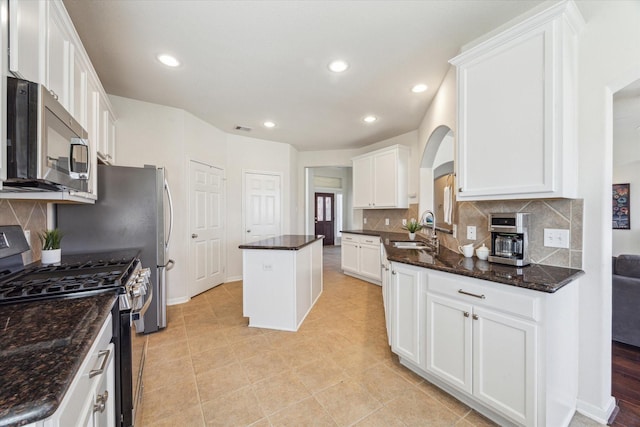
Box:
[613,183,630,230]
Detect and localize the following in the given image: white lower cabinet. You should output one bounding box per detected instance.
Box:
[384,264,579,427]
[31,313,115,427]
[381,247,392,345]
[390,262,425,367]
[341,233,381,284]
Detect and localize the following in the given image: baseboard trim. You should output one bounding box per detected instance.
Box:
[167,296,190,306]
[576,395,617,425]
[225,275,242,283]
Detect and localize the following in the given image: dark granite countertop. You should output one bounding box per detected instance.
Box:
[239,234,324,250]
[0,292,117,427]
[342,230,584,293]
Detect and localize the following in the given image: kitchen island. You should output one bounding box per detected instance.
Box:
[239,235,323,331]
[0,292,117,426]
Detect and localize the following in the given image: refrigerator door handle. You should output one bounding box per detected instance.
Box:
[164,178,174,250]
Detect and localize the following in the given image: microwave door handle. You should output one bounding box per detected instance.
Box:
[164,178,174,250]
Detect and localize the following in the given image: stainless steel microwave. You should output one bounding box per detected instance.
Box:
[5,76,90,193]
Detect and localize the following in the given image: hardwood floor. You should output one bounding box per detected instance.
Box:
[611,341,640,426]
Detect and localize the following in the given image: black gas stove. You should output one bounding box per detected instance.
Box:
[0,252,140,305]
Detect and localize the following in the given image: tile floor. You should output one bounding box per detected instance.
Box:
[139,246,603,426]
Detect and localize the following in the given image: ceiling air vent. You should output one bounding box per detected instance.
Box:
[234,125,252,132]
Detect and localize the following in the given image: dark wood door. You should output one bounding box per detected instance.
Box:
[314,192,334,245]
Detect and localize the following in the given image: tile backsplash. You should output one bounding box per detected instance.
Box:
[363,199,584,269]
[0,200,47,263]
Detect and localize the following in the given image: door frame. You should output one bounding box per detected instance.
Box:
[242,169,284,244]
[187,159,227,298]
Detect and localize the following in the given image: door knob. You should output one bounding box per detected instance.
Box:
[246,229,251,233]
[191,233,198,239]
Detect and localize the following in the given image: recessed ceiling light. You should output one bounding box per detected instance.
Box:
[157,54,180,67]
[328,60,349,73]
[263,121,276,128]
[411,83,428,93]
[363,115,378,124]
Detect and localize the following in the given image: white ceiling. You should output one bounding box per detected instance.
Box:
[63,0,547,151]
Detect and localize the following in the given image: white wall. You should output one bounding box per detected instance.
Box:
[575,1,640,420]
[612,94,640,255]
[225,134,297,280]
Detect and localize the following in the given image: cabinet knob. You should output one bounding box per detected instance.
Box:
[458,187,463,192]
[191,233,198,239]
[391,270,396,275]
[93,390,109,413]
[472,314,479,320]
[463,311,470,317]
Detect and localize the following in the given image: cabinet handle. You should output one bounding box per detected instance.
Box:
[473,314,479,320]
[93,390,109,413]
[391,270,396,275]
[89,349,110,378]
[458,289,485,299]
[458,187,463,192]
[49,89,58,101]
[463,311,470,317]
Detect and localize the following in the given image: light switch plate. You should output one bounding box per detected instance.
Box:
[402,219,407,226]
[544,228,570,248]
[385,218,390,225]
[363,218,367,224]
[467,226,476,240]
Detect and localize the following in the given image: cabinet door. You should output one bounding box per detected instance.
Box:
[359,243,381,282]
[372,150,397,207]
[70,44,88,126]
[425,293,473,393]
[390,263,423,366]
[352,156,373,208]
[473,307,536,427]
[341,240,359,274]
[46,2,70,110]
[9,0,45,83]
[381,255,392,345]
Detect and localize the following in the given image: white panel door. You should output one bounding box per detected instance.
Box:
[190,161,225,297]
[244,172,281,243]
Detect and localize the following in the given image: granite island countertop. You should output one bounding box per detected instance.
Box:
[0,292,117,427]
[342,230,584,293]
[239,234,324,251]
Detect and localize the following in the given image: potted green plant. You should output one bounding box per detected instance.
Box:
[39,229,63,264]
[403,218,423,240]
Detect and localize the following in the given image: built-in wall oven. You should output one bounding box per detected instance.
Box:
[0,225,150,426]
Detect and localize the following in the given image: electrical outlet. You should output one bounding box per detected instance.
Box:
[467,226,476,240]
[544,228,570,248]
[263,264,273,271]
[452,224,457,238]
[402,219,407,226]
[24,230,31,248]
[363,218,367,224]
[385,218,390,225]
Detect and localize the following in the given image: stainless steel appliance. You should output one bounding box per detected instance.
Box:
[0,225,150,427]
[56,164,174,334]
[4,76,92,195]
[488,212,530,266]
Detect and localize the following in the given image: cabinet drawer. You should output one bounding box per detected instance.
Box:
[342,234,380,245]
[360,236,381,245]
[427,270,539,321]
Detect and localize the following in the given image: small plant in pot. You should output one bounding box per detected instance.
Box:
[403,219,423,240]
[39,229,63,265]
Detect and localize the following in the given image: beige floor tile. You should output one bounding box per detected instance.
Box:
[225,323,265,343]
[187,327,229,354]
[143,355,195,392]
[353,406,406,427]
[418,380,472,418]
[145,339,191,368]
[142,404,205,427]
[201,386,265,427]
[294,357,348,394]
[314,378,382,427]
[353,364,416,404]
[191,344,237,375]
[458,410,500,426]
[268,396,337,426]
[240,349,289,383]
[147,324,189,350]
[385,387,460,426]
[141,378,200,424]
[196,361,250,403]
[252,370,312,415]
[231,334,274,360]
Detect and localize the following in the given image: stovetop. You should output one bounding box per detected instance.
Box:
[0,249,141,305]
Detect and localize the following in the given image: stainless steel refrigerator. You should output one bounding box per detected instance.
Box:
[56,164,174,334]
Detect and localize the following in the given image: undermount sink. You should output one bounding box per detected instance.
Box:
[392,241,431,250]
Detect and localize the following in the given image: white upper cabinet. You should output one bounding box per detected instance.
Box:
[46,1,72,110]
[8,0,45,83]
[450,1,584,201]
[352,145,410,209]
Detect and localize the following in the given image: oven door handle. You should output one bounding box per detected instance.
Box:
[131,282,153,322]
